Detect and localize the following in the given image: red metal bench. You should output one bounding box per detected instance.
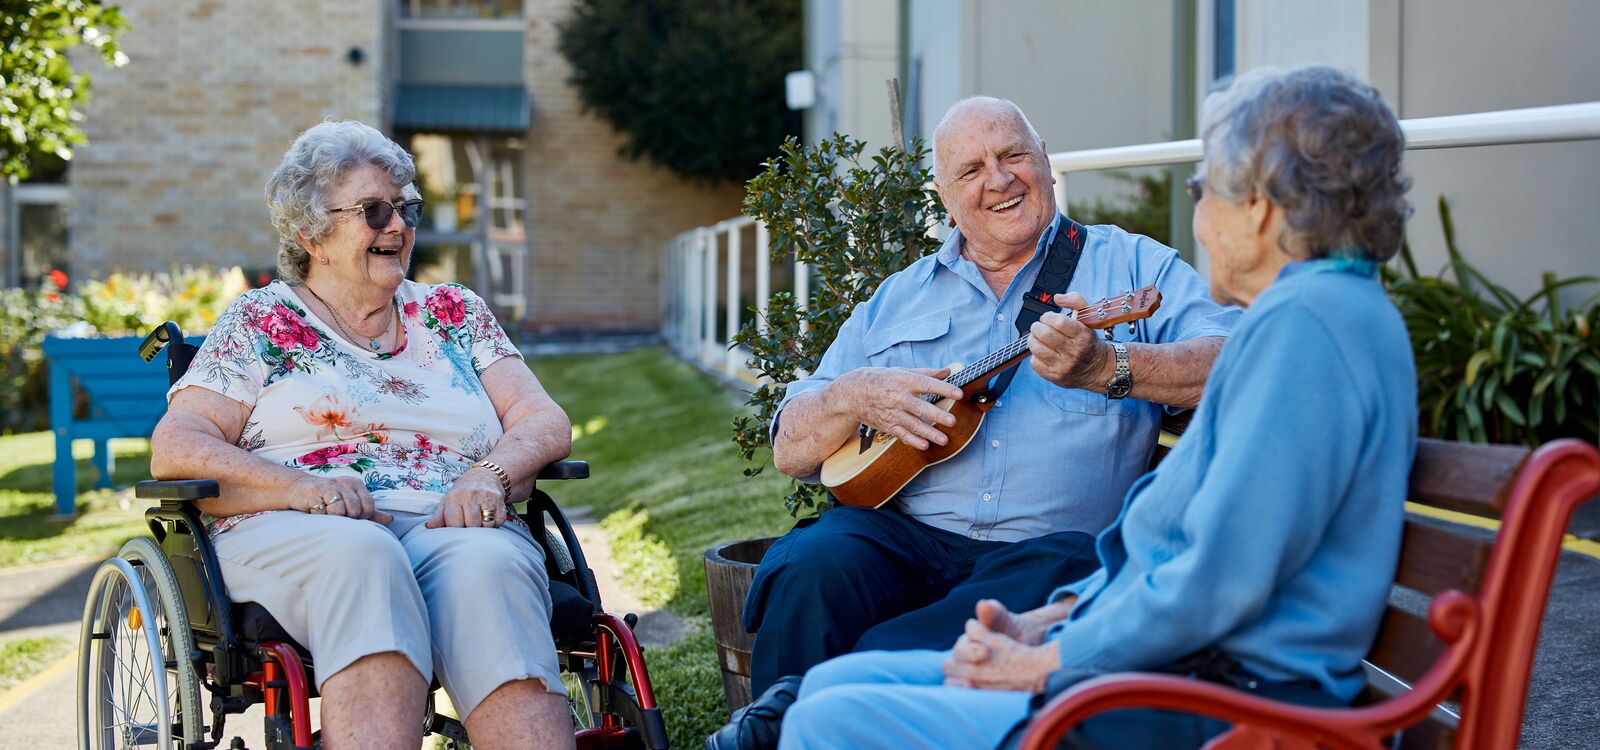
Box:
[1020,437,1600,750]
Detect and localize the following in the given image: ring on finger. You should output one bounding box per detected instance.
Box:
[480,506,495,523]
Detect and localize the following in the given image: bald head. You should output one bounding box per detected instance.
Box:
[932,96,1045,183]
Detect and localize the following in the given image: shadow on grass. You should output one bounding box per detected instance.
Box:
[0,439,153,567]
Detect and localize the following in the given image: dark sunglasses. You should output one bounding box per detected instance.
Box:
[1184,175,1205,203]
[328,198,425,230]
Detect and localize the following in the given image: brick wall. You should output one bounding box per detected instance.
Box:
[68,0,746,335]
[522,0,744,335]
[71,0,389,280]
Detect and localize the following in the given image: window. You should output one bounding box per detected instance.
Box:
[398,0,521,20]
[403,133,527,320]
[1212,0,1236,84]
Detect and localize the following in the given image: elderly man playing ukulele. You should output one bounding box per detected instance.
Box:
[707,97,1238,750]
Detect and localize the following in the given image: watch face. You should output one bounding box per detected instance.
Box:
[1106,380,1132,399]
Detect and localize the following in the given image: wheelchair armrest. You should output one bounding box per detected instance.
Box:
[537,461,590,481]
[135,479,220,500]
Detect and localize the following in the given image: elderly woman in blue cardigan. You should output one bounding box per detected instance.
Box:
[777,64,1418,750]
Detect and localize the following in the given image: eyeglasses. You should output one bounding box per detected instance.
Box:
[1184,175,1205,203]
[328,198,425,230]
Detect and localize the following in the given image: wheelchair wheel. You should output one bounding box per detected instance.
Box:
[77,538,204,749]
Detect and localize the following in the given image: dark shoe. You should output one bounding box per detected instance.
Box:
[705,675,804,750]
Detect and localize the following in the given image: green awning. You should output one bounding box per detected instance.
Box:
[393,84,530,133]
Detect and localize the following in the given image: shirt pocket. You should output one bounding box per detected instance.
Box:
[862,312,952,370]
[1042,382,1110,416]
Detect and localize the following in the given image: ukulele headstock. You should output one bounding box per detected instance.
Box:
[1075,285,1161,330]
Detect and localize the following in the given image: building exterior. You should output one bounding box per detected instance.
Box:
[802,0,1600,297]
[2,0,743,336]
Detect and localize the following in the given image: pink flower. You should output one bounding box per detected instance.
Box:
[261,304,321,351]
[403,301,420,318]
[425,286,466,327]
[413,433,435,454]
[298,443,359,467]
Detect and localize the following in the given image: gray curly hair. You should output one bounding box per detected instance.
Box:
[265,120,421,283]
[1198,65,1411,262]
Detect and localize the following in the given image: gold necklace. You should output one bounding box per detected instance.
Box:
[300,283,399,352]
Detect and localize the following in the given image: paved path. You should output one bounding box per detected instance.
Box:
[0,508,685,749]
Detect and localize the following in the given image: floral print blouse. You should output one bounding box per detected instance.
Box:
[169,280,522,535]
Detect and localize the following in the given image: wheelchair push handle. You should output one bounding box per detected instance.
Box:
[139,321,184,363]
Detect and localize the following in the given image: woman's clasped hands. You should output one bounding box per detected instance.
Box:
[942,596,1076,694]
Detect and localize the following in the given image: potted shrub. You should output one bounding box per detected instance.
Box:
[702,134,945,711]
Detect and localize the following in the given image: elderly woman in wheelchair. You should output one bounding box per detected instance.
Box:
[121,120,575,749]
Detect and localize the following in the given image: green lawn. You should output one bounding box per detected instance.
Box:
[0,432,156,568]
[0,635,73,693]
[531,347,799,747]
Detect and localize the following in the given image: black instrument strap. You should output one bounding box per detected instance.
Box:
[977,216,1087,402]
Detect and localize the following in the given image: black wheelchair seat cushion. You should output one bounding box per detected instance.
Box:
[237,601,298,646]
[549,580,596,650]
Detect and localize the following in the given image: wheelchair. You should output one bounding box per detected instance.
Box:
[75,322,669,750]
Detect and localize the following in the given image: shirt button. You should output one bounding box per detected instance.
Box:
[983,493,992,502]
[996,313,1006,322]
[991,439,1001,448]
[969,531,980,539]
[996,400,1003,408]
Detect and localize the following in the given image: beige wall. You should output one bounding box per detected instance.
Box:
[522,0,744,334]
[904,0,1174,212]
[804,0,900,150]
[71,0,390,280]
[1387,0,1600,298]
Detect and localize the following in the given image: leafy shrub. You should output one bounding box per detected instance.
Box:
[1385,197,1599,445]
[557,0,801,182]
[0,279,84,433]
[0,266,249,433]
[731,134,946,514]
[1073,170,1171,246]
[77,266,249,336]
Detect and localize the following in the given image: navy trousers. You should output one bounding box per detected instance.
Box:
[742,505,1099,695]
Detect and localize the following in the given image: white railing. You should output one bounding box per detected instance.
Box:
[663,101,1600,384]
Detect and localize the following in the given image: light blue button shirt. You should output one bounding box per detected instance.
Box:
[777,213,1239,541]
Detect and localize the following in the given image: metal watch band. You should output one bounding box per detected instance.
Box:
[1106,342,1132,399]
[471,459,513,500]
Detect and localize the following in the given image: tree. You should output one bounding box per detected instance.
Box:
[557,0,800,183]
[0,0,128,180]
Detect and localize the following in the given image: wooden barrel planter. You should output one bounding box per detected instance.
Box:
[704,536,777,713]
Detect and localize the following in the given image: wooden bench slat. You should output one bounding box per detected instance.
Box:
[1406,438,1530,519]
[1366,605,1443,687]
[1394,518,1494,597]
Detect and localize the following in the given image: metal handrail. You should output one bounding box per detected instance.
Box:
[665,100,1600,385]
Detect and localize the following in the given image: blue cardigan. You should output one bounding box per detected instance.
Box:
[1046,260,1418,702]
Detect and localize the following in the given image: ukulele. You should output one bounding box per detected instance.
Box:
[819,285,1162,508]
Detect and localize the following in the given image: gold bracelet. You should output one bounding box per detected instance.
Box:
[471,460,513,501]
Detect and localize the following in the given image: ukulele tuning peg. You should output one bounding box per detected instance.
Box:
[1103,330,1114,342]
[1128,322,1137,336]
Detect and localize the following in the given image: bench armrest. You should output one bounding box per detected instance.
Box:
[536,461,590,481]
[135,479,220,500]
[1019,672,1374,750]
